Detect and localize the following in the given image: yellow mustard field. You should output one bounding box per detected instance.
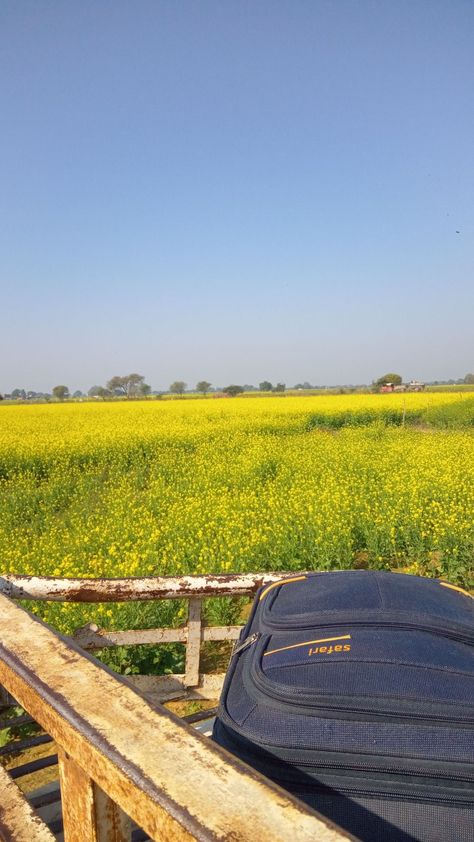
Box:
[0,393,473,638]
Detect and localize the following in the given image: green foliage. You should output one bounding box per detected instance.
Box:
[98,643,185,676]
[427,384,474,393]
[52,385,69,400]
[376,373,402,386]
[196,381,212,394]
[88,385,111,398]
[223,384,244,396]
[107,374,146,397]
[423,398,474,428]
[0,707,38,750]
[259,381,273,391]
[0,727,10,748]
[170,381,187,395]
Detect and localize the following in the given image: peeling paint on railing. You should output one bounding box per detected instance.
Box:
[0,572,297,602]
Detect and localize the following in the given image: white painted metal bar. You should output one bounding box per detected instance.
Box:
[0,572,295,602]
[184,599,202,687]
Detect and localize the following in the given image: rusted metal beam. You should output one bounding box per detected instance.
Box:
[0,594,353,842]
[202,624,241,641]
[0,572,296,602]
[0,685,15,709]
[73,623,240,651]
[182,707,218,725]
[9,755,58,781]
[0,734,53,758]
[129,673,226,703]
[29,787,61,811]
[58,748,96,842]
[0,764,56,841]
[58,748,131,842]
[0,714,37,731]
[93,782,132,842]
[184,599,202,687]
[73,624,188,650]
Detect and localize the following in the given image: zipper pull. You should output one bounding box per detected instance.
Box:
[232,632,260,657]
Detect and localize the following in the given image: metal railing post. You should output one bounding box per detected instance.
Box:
[184,598,202,687]
[58,748,131,842]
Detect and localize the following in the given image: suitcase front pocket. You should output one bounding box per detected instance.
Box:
[244,630,474,725]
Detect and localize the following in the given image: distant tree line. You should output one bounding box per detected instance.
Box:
[2,373,473,402]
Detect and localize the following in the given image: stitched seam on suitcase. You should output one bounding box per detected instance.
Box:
[263,660,474,677]
[239,703,258,727]
[372,570,385,609]
[251,683,474,707]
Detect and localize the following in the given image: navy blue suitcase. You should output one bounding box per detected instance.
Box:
[213,571,474,841]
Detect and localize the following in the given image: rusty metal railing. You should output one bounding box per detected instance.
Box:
[0,572,298,703]
[0,586,353,841]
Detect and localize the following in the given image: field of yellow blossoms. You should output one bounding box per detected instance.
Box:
[0,393,473,641]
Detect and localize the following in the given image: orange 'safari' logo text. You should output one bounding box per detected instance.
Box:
[308,644,351,656]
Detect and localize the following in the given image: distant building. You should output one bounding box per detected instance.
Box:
[406,380,425,392]
[379,380,425,393]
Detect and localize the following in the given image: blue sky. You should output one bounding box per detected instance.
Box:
[1,1,473,392]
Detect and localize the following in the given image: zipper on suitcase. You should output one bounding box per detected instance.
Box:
[290,783,474,805]
[232,632,260,657]
[267,750,474,787]
[262,615,474,646]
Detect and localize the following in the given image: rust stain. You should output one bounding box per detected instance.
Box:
[0,763,56,841]
[0,572,295,602]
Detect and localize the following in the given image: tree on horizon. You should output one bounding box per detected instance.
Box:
[196,380,212,394]
[375,373,402,387]
[223,384,244,396]
[170,381,187,395]
[88,385,111,398]
[52,385,69,400]
[106,374,146,398]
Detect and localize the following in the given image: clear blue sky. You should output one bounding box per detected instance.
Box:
[1,1,473,392]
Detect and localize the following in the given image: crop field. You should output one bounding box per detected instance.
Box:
[1,393,473,661]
